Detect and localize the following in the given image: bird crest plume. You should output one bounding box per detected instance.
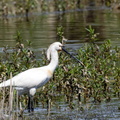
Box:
[47,48,51,60]
[47,44,53,61]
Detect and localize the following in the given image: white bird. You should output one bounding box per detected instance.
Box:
[0,42,83,112]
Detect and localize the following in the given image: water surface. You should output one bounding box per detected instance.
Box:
[0,6,120,52]
[23,97,120,119]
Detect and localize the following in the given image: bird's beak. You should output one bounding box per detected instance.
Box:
[62,47,84,67]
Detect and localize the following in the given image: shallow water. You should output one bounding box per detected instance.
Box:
[0,6,120,52]
[21,97,120,120]
[1,97,120,119]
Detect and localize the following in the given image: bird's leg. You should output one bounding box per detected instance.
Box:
[28,96,31,112]
[31,96,34,112]
[28,95,34,112]
[28,88,36,112]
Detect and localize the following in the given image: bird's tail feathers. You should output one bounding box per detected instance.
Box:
[0,79,11,87]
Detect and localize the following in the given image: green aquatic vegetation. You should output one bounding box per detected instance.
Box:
[0,29,119,115]
[57,26,64,41]
[51,26,120,103]
[85,25,99,43]
[56,39,119,102]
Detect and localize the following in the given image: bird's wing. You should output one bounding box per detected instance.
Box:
[0,67,52,89]
[13,67,51,88]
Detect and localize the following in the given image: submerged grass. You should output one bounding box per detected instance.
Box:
[0,29,119,118]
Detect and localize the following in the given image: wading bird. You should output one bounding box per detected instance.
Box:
[0,42,83,112]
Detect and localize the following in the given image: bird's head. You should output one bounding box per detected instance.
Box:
[47,42,63,60]
[46,42,84,67]
[53,42,63,51]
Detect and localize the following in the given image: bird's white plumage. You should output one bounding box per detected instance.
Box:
[0,42,63,96]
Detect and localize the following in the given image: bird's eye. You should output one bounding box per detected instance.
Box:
[59,45,62,47]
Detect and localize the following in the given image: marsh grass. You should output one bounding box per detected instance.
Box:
[0,29,119,118]
[0,77,16,120]
[1,0,118,21]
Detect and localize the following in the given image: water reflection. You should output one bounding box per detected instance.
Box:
[0,7,120,54]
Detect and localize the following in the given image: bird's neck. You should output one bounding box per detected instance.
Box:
[48,50,59,72]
